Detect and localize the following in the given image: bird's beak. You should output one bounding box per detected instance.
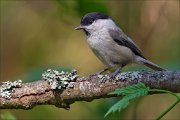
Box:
[75,25,84,30]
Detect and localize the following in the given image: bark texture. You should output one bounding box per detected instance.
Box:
[0,70,180,109]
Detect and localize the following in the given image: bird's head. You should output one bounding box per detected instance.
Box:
[75,12,116,36]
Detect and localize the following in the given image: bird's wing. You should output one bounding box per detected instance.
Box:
[108,29,146,59]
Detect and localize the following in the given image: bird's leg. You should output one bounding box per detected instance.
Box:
[90,68,109,77]
[96,68,109,74]
[109,68,121,78]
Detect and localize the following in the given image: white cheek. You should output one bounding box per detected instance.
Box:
[86,20,104,30]
[86,24,96,33]
[86,20,117,36]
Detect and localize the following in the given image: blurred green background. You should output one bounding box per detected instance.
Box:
[0,0,179,120]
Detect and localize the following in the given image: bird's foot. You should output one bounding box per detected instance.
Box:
[97,68,109,75]
[109,68,121,78]
[89,68,109,77]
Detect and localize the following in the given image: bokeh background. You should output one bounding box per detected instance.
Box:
[0,0,179,120]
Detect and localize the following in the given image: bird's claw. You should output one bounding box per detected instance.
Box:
[89,68,109,77]
[109,68,121,78]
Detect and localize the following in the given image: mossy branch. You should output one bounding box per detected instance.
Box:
[0,70,180,110]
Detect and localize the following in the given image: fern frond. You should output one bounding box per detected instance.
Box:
[105,82,149,117]
[109,82,149,95]
[104,98,129,117]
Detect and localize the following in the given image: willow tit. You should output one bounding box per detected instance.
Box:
[75,12,165,77]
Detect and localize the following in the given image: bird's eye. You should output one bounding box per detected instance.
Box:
[89,19,93,24]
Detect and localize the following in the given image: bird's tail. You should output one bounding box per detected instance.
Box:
[135,56,165,71]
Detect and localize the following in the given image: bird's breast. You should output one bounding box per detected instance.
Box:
[86,31,135,67]
[87,33,111,66]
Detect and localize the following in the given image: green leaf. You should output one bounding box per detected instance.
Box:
[104,98,129,117]
[109,82,149,96]
[105,82,149,117]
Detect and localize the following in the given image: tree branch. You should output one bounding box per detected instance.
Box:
[0,70,180,110]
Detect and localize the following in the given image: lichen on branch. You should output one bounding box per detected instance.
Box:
[42,69,78,89]
[0,70,180,109]
[0,80,22,100]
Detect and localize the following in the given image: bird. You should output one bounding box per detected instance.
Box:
[75,12,165,77]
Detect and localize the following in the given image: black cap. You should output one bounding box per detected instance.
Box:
[80,12,109,26]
